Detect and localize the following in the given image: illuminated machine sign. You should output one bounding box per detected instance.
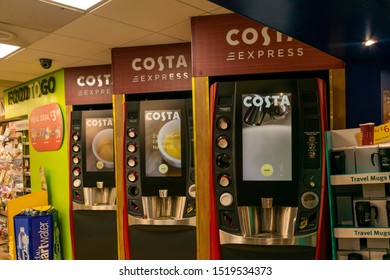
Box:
[64,65,112,105]
[111,43,192,93]
[191,13,344,77]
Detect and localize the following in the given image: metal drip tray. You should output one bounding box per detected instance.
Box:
[251,232,283,238]
[128,214,196,226]
[219,230,317,247]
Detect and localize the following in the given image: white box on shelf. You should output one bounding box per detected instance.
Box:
[362,184,386,198]
[355,145,379,173]
[338,238,361,250]
[369,249,388,260]
[337,250,370,260]
[367,238,390,249]
[329,129,360,147]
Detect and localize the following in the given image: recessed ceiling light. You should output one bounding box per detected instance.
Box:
[0,43,21,59]
[0,30,17,41]
[39,0,111,11]
[362,39,377,47]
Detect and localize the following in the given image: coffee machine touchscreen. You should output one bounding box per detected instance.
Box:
[242,93,292,181]
[144,110,181,177]
[85,117,114,172]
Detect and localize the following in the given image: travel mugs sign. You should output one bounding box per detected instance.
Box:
[29,103,64,151]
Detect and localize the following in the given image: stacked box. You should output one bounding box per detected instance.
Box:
[14,212,54,260]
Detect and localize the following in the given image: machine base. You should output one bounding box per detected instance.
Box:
[73,210,118,260]
[221,244,316,260]
[129,225,196,260]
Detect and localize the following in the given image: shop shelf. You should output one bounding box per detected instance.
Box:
[330,172,390,185]
[334,227,390,239]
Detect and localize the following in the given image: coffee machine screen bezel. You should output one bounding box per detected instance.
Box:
[139,99,189,196]
[80,109,115,187]
[232,80,300,207]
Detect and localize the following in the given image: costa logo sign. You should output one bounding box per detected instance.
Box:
[226,27,292,46]
[111,43,192,93]
[191,14,344,77]
[243,94,291,108]
[86,118,113,127]
[77,74,111,87]
[132,55,188,72]
[145,111,180,121]
[7,76,56,105]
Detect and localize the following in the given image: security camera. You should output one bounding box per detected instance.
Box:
[39,58,52,69]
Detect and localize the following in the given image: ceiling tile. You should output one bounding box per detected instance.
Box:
[92,0,206,32]
[123,33,185,47]
[0,0,82,32]
[55,14,153,45]
[28,34,112,58]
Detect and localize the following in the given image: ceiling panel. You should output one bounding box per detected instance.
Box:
[54,14,154,45]
[92,0,215,31]
[0,0,82,32]
[0,0,229,93]
[28,34,113,58]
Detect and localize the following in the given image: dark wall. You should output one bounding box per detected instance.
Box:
[345,60,382,128]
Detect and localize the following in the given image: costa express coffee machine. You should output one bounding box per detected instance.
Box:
[210,78,327,259]
[124,94,196,259]
[70,109,118,259]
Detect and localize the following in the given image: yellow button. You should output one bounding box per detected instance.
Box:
[261,164,273,177]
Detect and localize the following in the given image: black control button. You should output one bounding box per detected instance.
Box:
[223,212,234,226]
[128,185,140,196]
[130,200,139,211]
[216,154,231,169]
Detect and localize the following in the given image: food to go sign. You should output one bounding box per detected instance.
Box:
[29,103,64,151]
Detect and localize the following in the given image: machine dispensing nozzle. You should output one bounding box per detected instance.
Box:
[261,197,273,208]
[97,182,103,189]
[159,189,168,198]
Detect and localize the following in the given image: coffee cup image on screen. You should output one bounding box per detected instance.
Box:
[243,125,292,180]
[157,118,181,168]
[242,93,292,181]
[91,128,114,169]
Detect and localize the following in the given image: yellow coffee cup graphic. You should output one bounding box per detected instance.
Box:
[92,128,114,169]
[157,119,181,168]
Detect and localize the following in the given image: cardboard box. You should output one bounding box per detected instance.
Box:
[14,213,53,260]
[369,249,388,260]
[338,238,362,251]
[337,249,370,260]
[362,184,386,198]
[367,238,390,249]
[336,196,354,226]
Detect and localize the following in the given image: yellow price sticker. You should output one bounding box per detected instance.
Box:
[356,123,390,145]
